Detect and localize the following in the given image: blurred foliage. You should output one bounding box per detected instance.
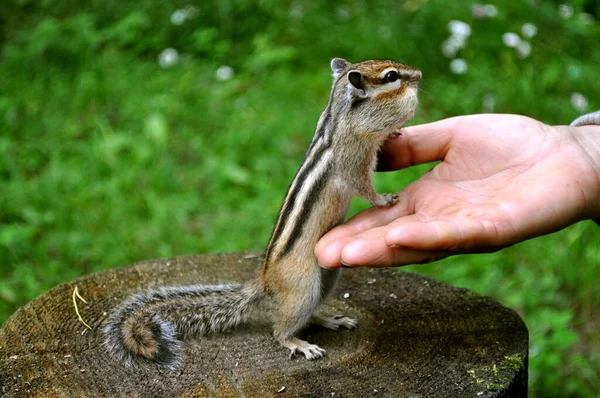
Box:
[1,0,599,396]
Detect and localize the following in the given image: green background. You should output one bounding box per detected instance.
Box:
[1,0,598,396]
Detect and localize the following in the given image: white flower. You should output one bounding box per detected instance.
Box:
[521,23,537,38]
[289,4,304,20]
[483,4,498,17]
[448,20,471,38]
[472,4,486,18]
[441,40,458,58]
[482,94,496,112]
[559,4,574,19]
[581,13,595,25]
[516,41,531,59]
[472,4,498,18]
[502,32,521,48]
[158,48,179,68]
[570,93,588,112]
[336,7,351,21]
[184,6,198,18]
[450,58,468,75]
[215,65,234,81]
[170,6,197,25]
[443,20,471,59]
[170,9,186,25]
[448,33,468,49]
[568,64,582,79]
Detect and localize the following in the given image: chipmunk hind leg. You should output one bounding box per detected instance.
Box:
[311,268,358,330]
[272,273,325,360]
[311,314,358,330]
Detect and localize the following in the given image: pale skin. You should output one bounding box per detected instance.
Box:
[316,113,600,268]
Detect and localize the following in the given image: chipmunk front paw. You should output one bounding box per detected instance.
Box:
[372,193,398,208]
[388,128,403,138]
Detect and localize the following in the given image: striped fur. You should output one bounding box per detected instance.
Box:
[264,138,334,265]
[102,283,261,369]
[263,59,420,268]
[102,58,421,367]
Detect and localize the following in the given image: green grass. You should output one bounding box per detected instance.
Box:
[1,0,599,396]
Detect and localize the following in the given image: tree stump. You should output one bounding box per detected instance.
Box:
[0,253,528,397]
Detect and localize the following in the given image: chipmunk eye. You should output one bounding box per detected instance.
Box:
[384,70,400,83]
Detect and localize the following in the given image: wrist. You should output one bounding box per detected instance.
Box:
[566,124,600,220]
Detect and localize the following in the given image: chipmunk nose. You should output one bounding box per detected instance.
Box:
[402,70,422,82]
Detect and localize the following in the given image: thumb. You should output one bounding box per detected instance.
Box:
[378,117,464,171]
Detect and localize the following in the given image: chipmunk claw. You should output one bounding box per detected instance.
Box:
[371,193,398,208]
[283,338,326,360]
[389,128,403,138]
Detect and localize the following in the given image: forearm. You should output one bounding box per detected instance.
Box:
[568,111,600,220]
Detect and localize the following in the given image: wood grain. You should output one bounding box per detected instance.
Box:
[0,253,528,397]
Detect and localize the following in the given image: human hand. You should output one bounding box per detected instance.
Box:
[316,114,600,268]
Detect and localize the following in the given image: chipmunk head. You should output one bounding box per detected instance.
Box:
[330,58,421,132]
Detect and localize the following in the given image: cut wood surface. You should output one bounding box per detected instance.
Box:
[0,253,528,397]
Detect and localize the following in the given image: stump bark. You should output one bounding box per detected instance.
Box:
[0,253,528,397]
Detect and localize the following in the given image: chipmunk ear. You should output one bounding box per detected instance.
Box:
[347,70,367,98]
[331,58,350,78]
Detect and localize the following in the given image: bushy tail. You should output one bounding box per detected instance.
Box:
[102,282,263,369]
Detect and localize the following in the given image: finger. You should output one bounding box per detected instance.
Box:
[384,217,503,251]
[316,236,350,269]
[318,214,434,268]
[378,116,469,171]
[341,237,453,267]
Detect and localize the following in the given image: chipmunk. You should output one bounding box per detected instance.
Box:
[102,58,421,368]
